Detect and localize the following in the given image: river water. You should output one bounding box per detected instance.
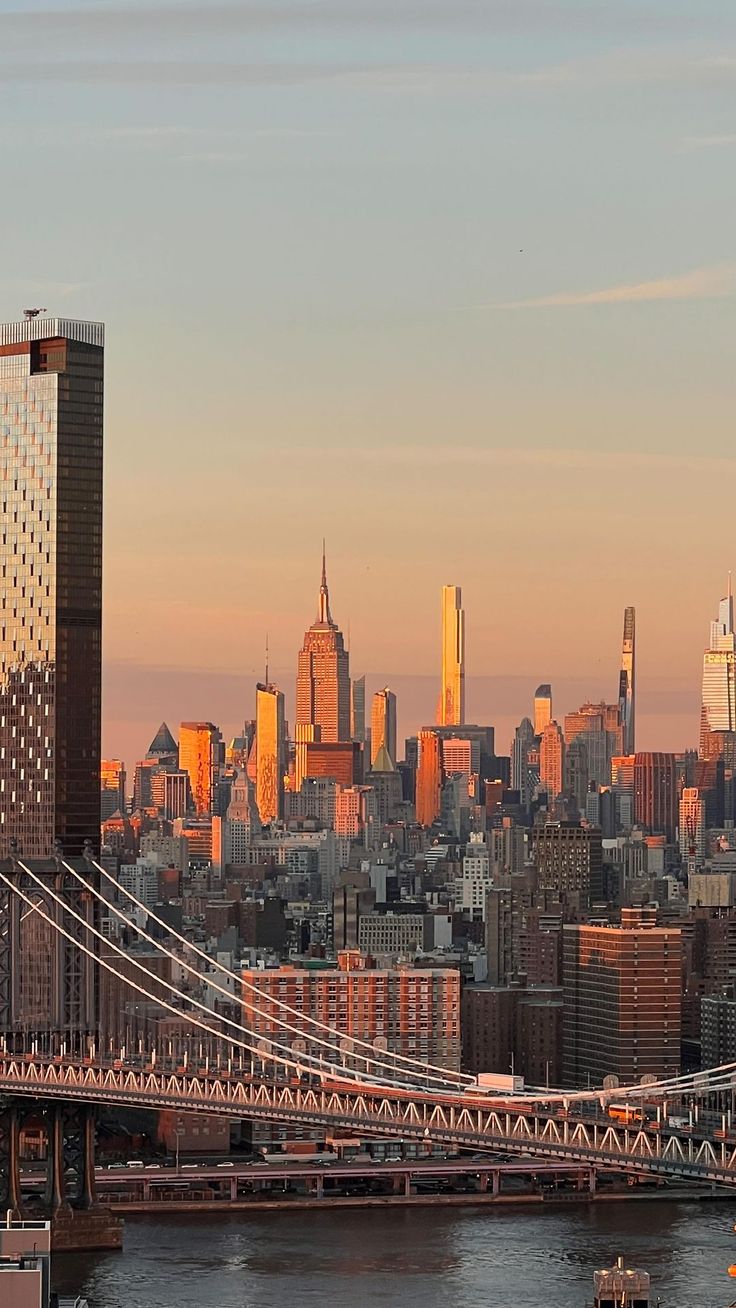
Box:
[53,1202,736,1308]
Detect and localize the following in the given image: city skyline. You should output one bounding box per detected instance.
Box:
[104,566,726,775]
[6,1,736,1284]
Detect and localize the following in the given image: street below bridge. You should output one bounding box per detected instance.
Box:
[19,1156,723,1213]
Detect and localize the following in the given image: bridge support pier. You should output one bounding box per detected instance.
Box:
[79,1105,97,1210]
[45,1103,68,1213]
[0,1102,24,1217]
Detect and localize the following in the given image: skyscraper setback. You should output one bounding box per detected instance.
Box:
[618,606,636,756]
[296,547,350,743]
[0,316,104,856]
[439,584,464,727]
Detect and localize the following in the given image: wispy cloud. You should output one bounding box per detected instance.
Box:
[496,263,736,310]
[292,444,736,477]
[0,59,358,87]
[681,132,736,149]
[1,1,724,44]
[0,278,92,300]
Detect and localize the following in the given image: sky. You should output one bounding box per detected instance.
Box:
[1,0,735,768]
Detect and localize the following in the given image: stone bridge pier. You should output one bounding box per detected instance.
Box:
[0,1096,121,1250]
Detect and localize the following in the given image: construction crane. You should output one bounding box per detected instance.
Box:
[22,307,47,320]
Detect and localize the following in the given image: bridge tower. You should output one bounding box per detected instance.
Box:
[0,843,100,1049]
[0,843,119,1246]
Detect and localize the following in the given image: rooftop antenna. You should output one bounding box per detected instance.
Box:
[23,308,46,320]
[265,633,269,686]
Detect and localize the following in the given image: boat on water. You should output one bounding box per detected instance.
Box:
[590,1256,655,1308]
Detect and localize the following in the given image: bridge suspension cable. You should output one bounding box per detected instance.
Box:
[87,855,477,1088]
[83,857,736,1106]
[3,863,351,1078]
[55,858,466,1092]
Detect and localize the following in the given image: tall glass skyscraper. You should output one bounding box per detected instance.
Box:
[439,584,464,726]
[370,686,397,768]
[0,316,104,857]
[618,607,636,756]
[700,579,736,756]
[533,683,552,736]
[255,681,285,824]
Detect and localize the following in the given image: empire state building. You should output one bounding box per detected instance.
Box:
[296,548,351,743]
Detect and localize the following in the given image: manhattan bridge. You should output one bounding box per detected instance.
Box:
[3,844,736,1227]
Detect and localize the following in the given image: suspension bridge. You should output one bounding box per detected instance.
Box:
[2,846,736,1243]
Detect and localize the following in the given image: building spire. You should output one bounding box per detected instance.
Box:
[265,632,269,685]
[319,540,332,624]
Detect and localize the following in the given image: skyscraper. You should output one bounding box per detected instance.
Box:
[438,584,464,727]
[0,315,104,856]
[531,821,603,906]
[562,908,682,1088]
[255,682,285,825]
[539,721,565,802]
[416,729,443,826]
[296,546,350,743]
[700,577,736,755]
[534,684,552,737]
[351,675,366,743]
[563,702,623,795]
[370,687,397,768]
[511,717,536,809]
[100,759,126,821]
[634,751,677,843]
[179,722,221,815]
[679,787,705,869]
[618,607,636,756]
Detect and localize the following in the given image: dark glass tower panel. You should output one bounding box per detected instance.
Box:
[0,318,104,858]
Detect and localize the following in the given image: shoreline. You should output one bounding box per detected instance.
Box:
[107,1185,727,1215]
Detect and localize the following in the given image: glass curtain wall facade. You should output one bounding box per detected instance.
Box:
[0,317,104,858]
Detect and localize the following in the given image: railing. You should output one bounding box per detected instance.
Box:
[3,1053,736,1187]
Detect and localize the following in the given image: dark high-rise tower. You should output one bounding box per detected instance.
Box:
[618,606,636,756]
[0,316,104,857]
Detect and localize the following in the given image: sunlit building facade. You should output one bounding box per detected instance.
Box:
[416,729,443,827]
[296,548,350,743]
[100,759,126,821]
[0,315,104,857]
[618,607,636,756]
[539,720,565,802]
[370,686,397,768]
[438,584,464,727]
[534,684,552,737]
[563,908,682,1088]
[634,751,677,844]
[700,580,736,756]
[179,721,221,815]
[244,950,461,1070]
[255,681,285,825]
